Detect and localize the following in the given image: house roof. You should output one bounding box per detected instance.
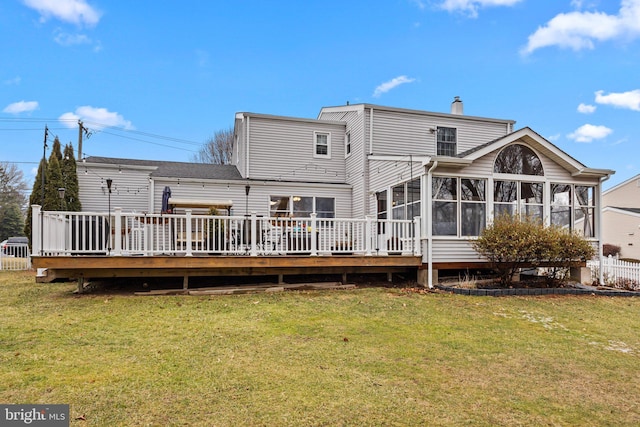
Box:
[83,156,244,181]
[602,173,640,196]
[318,103,517,126]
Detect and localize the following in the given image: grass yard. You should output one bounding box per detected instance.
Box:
[1,271,639,426]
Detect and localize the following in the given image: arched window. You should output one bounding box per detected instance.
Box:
[493,144,544,176]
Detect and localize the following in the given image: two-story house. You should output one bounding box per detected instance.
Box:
[75,98,613,286]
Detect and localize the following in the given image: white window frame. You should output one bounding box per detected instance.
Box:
[436,126,457,157]
[345,131,351,158]
[314,131,331,159]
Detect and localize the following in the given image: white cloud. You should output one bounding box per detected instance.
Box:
[547,133,561,142]
[22,0,101,26]
[373,76,416,98]
[3,100,39,114]
[595,89,640,111]
[567,124,613,142]
[439,0,523,18]
[59,106,134,130]
[522,0,640,54]
[3,76,21,85]
[54,30,91,46]
[577,103,597,114]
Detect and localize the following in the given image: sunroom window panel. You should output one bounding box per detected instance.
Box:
[433,201,457,236]
[461,179,485,201]
[461,203,486,236]
[433,177,457,200]
[494,180,517,203]
[575,207,595,237]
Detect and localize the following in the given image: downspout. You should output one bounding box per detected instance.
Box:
[597,174,610,285]
[426,160,438,289]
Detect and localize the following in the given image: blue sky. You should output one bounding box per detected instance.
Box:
[1,0,639,189]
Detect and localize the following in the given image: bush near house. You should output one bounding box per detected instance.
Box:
[603,243,621,258]
[472,214,595,286]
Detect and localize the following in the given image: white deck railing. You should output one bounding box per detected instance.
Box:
[30,206,421,257]
[587,256,640,290]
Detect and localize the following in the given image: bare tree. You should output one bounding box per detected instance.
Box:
[192,126,234,164]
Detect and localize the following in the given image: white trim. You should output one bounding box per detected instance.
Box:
[436,125,458,156]
[602,206,640,218]
[313,131,331,159]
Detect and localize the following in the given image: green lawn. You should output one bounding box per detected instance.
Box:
[1,271,639,426]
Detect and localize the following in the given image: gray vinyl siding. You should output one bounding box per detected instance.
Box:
[370,109,510,156]
[78,164,152,212]
[153,178,352,218]
[603,179,640,209]
[247,116,346,183]
[431,240,485,263]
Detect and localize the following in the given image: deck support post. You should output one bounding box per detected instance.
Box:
[387,272,393,282]
[77,275,84,294]
[278,274,284,284]
[183,274,189,289]
[342,272,347,284]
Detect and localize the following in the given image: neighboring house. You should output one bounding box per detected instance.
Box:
[601,174,640,259]
[76,98,614,285]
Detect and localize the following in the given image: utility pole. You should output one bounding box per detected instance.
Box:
[40,125,48,255]
[77,120,83,160]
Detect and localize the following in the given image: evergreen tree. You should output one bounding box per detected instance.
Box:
[24,158,47,241]
[51,137,63,163]
[62,143,82,211]
[0,202,24,240]
[45,154,64,211]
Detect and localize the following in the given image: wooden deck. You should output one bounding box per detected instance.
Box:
[32,254,424,291]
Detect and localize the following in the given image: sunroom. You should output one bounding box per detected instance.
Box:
[419,127,613,286]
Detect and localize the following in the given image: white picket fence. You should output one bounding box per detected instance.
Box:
[0,244,32,271]
[587,256,640,290]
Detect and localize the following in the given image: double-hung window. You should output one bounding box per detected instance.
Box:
[436,127,457,156]
[314,132,331,158]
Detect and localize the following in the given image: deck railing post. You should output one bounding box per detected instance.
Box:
[185,209,193,257]
[32,205,42,255]
[310,213,318,256]
[413,216,422,256]
[365,215,373,256]
[250,212,258,256]
[114,207,122,256]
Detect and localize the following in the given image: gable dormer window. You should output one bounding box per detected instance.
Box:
[436,127,457,156]
[345,131,351,158]
[314,131,331,158]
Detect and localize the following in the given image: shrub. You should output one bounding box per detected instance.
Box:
[472,214,595,287]
[603,243,621,257]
